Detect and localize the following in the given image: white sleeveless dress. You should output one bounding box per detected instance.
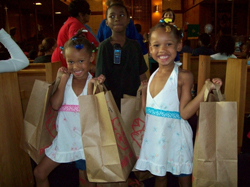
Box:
[45,73,92,163]
[135,63,193,176]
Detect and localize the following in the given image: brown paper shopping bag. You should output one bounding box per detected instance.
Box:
[21,75,61,164]
[192,81,237,187]
[121,87,145,159]
[79,82,136,183]
[121,87,153,182]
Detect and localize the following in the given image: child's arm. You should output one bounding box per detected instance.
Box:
[87,74,106,95]
[179,71,222,119]
[50,67,70,110]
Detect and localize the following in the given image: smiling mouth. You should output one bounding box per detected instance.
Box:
[74,70,83,75]
[159,55,169,59]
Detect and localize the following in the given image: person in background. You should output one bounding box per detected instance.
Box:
[97,0,147,55]
[162,8,175,24]
[241,41,250,61]
[28,49,38,60]
[0,28,29,73]
[135,19,222,187]
[51,0,99,72]
[34,30,105,187]
[34,37,57,63]
[192,33,215,56]
[180,39,193,54]
[210,35,237,60]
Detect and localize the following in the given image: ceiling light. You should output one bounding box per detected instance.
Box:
[34,2,42,5]
[55,12,62,14]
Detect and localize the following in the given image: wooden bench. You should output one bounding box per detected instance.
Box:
[0,72,34,186]
[18,61,61,115]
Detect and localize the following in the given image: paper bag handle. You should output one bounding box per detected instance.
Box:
[135,86,143,111]
[204,80,224,102]
[93,80,107,95]
[51,71,63,95]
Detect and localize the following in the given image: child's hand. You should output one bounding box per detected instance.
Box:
[58,66,68,74]
[89,74,106,84]
[58,66,70,80]
[97,74,106,84]
[212,78,223,87]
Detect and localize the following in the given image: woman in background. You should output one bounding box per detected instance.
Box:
[51,0,99,71]
[34,37,57,63]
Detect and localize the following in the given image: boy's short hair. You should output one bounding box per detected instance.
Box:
[106,3,129,19]
[105,0,124,7]
[198,33,211,46]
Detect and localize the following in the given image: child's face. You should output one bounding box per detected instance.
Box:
[163,11,174,20]
[149,28,182,66]
[106,5,129,33]
[65,47,94,79]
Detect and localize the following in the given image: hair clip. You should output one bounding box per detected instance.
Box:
[82,29,88,33]
[160,19,164,23]
[164,18,173,24]
[75,44,84,49]
[60,46,64,50]
[72,37,76,41]
[165,25,171,33]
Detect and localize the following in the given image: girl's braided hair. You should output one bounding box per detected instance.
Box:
[148,19,183,43]
[62,29,96,56]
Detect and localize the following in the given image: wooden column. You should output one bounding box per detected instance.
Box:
[0,72,34,186]
[224,59,247,153]
[197,55,210,94]
[182,52,191,71]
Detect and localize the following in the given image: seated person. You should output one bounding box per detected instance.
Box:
[28,49,38,60]
[241,41,250,61]
[180,39,193,54]
[210,35,237,60]
[192,33,215,56]
[34,37,57,63]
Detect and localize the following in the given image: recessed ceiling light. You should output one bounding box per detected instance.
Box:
[55,12,61,14]
[34,2,42,5]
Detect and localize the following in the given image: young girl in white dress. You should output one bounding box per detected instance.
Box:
[135,19,222,187]
[34,30,105,187]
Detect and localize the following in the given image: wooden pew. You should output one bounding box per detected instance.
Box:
[18,61,61,115]
[181,53,199,84]
[224,59,248,153]
[0,72,34,186]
